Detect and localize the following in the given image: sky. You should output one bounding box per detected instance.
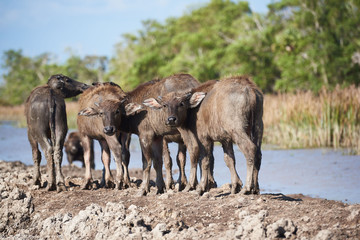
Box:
[0,0,273,64]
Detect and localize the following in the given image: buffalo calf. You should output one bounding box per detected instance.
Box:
[25,74,89,191]
[77,83,143,190]
[64,131,95,169]
[145,76,263,195]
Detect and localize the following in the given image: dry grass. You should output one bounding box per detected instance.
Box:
[0,101,80,129]
[263,85,360,154]
[1,86,359,154]
[0,105,26,127]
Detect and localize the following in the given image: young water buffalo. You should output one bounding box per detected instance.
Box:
[25,74,89,191]
[144,76,264,195]
[120,73,200,195]
[77,83,142,189]
[64,131,95,169]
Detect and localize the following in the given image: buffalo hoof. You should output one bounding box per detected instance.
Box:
[104,180,115,189]
[231,183,242,194]
[115,181,129,190]
[196,186,205,196]
[46,182,57,191]
[137,188,148,197]
[156,186,165,195]
[209,180,218,189]
[176,181,187,192]
[56,182,67,192]
[183,184,196,192]
[34,179,42,187]
[81,180,93,190]
[240,187,259,195]
[165,180,175,191]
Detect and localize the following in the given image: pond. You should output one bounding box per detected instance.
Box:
[1,121,359,204]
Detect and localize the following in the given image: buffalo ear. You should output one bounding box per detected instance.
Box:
[78,107,97,116]
[125,103,144,116]
[143,98,162,109]
[189,92,206,108]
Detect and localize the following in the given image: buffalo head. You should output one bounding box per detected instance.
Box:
[78,97,143,136]
[48,74,90,98]
[143,91,206,127]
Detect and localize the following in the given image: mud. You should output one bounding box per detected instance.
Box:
[1,160,359,239]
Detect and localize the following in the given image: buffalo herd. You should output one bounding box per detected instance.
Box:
[25,73,263,196]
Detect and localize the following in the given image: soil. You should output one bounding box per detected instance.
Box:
[1,160,359,239]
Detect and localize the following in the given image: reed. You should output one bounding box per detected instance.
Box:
[1,85,359,154]
[263,85,360,154]
[0,101,80,129]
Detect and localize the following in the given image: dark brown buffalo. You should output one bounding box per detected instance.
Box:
[144,76,264,195]
[25,74,89,191]
[120,73,199,195]
[77,83,142,189]
[64,131,95,169]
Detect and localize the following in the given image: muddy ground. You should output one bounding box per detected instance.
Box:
[1,160,359,239]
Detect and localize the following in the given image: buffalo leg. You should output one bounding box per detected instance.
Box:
[222,141,242,194]
[163,139,174,190]
[120,133,131,186]
[197,139,212,195]
[235,132,257,194]
[252,121,263,194]
[38,137,56,191]
[181,129,199,192]
[176,143,187,191]
[138,136,153,196]
[107,135,129,189]
[80,135,94,189]
[28,133,42,187]
[207,143,217,189]
[99,139,115,188]
[54,136,66,192]
[152,138,165,194]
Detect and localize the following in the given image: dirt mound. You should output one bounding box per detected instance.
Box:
[1,160,359,239]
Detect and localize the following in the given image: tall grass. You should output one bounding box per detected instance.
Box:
[1,85,359,154]
[0,101,80,129]
[263,85,360,154]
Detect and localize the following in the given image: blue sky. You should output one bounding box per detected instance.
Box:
[0,0,273,63]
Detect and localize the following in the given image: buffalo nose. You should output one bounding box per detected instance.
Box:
[103,126,114,135]
[167,116,176,124]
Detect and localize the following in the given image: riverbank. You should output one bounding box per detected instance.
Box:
[1,160,359,239]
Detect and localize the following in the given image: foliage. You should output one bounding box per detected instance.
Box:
[0,50,108,105]
[1,0,360,102]
[108,0,360,92]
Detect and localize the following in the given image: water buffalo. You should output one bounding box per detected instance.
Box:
[64,131,95,169]
[144,75,263,195]
[77,83,142,189]
[120,73,199,195]
[25,74,89,191]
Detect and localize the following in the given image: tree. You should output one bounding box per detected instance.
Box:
[0,50,62,105]
[269,0,360,91]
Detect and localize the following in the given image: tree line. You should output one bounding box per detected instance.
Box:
[1,0,359,105]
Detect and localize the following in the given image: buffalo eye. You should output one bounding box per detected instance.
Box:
[163,104,167,108]
[180,101,185,107]
[115,109,120,114]
[99,112,104,116]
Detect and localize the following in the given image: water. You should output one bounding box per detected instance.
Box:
[1,121,360,204]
